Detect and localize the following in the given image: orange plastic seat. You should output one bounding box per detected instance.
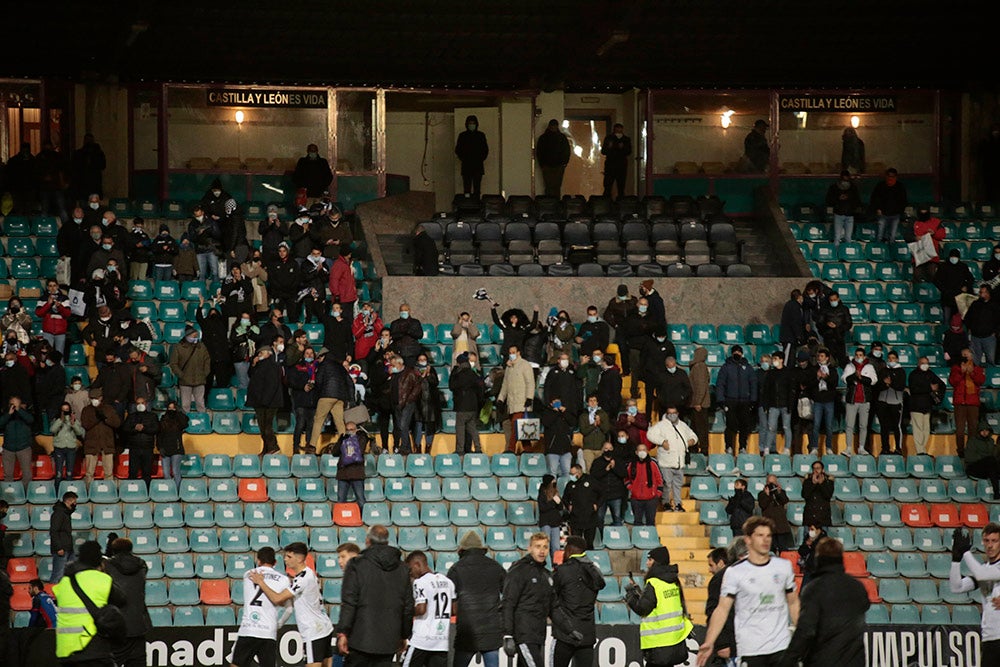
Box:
[901,503,932,527]
[200,580,232,605]
[780,550,801,575]
[238,478,269,503]
[552,550,565,566]
[115,453,131,479]
[7,558,38,583]
[930,503,962,528]
[860,577,881,603]
[0,458,23,480]
[843,551,868,577]
[10,585,32,611]
[287,554,316,575]
[32,455,55,481]
[961,503,989,528]
[333,503,363,527]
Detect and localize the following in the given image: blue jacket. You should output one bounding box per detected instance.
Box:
[715,356,758,403]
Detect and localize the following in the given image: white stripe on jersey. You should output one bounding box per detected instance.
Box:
[238,566,291,640]
[289,567,335,642]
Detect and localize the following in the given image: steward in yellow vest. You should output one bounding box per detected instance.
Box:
[625,545,694,667]
[52,540,125,665]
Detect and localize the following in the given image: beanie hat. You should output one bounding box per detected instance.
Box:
[159,223,170,233]
[796,349,811,361]
[648,546,671,564]
[210,178,223,189]
[458,531,484,551]
[88,387,103,398]
[731,344,744,355]
[184,326,198,338]
[456,352,470,364]
[617,284,628,297]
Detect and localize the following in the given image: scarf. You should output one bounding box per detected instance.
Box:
[635,457,655,488]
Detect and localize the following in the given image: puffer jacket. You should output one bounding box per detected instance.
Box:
[337,543,414,654]
[716,355,758,404]
[313,358,354,402]
[502,555,553,643]
[447,548,507,652]
[950,362,986,406]
[627,457,663,501]
[50,415,85,450]
[552,554,605,645]
[246,357,286,409]
[122,410,159,450]
[156,409,188,456]
[105,552,153,638]
[761,366,796,411]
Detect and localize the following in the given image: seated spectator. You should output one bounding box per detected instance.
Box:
[1,297,32,345]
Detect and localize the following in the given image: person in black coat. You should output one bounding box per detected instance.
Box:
[292,143,333,198]
[779,289,806,365]
[934,248,976,326]
[596,354,623,419]
[780,539,869,667]
[655,357,692,418]
[219,265,254,321]
[491,304,538,357]
[454,115,489,196]
[725,478,755,537]
[704,548,737,665]
[157,403,188,487]
[449,353,485,454]
[536,119,572,198]
[267,243,303,319]
[287,351,320,454]
[257,208,290,263]
[414,352,441,453]
[563,463,603,550]
[195,300,234,391]
[448,531,507,667]
[600,123,632,199]
[501,535,554,667]
[388,305,424,366]
[247,346,286,454]
[106,537,153,667]
[57,207,89,263]
[412,225,439,276]
[575,306,610,358]
[542,356,582,476]
[551,536,605,667]
[322,303,354,362]
[122,398,159,489]
[590,442,628,531]
[802,460,834,528]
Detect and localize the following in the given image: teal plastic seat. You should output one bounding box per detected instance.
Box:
[398,526,428,551]
[209,479,239,503]
[891,479,920,502]
[598,602,632,625]
[173,606,204,627]
[631,526,661,550]
[942,579,974,604]
[491,452,521,477]
[245,503,275,528]
[477,501,508,526]
[449,501,478,526]
[420,501,450,526]
[821,264,846,281]
[736,453,764,477]
[935,455,964,479]
[811,242,836,262]
[426,526,458,551]
[205,607,236,626]
[952,605,982,626]
[385,478,415,502]
[280,527,309,548]
[433,453,463,477]
[845,502,873,526]
[157,527,190,554]
[896,552,928,577]
[889,604,920,624]
[690,324,718,344]
[391,503,421,526]
[873,503,903,526]
[364,478,385,502]
[867,552,896,577]
[907,454,935,478]
[690,476,719,500]
[886,281,914,303]
[89,480,119,503]
[249,528,281,551]
[878,578,911,604]
[178,479,209,503]
[707,454,735,476]
[710,526,732,548]
[195,553,226,579]
[265,479,297,504]
[361,501,389,525]
[910,578,941,603]
[885,527,915,552]
[9,258,38,279]
[858,283,886,303]
[835,478,862,502]
[211,503,243,528]
[471,478,500,501]
[462,453,492,477]
[919,479,949,502]
[405,453,436,477]
[914,527,945,552]
[314,553,341,578]
[124,504,154,529]
[485,527,516,551]
[831,282,858,303]
[261,454,291,478]
[821,453,848,477]
[164,553,196,579]
[699,501,728,526]
[878,454,907,478]
[925,552,953,578]
[848,263,874,281]
[149,607,173,627]
[273,502,303,527]
[744,324,773,346]
[499,477,528,501]
[762,454,792,477]
[508,501,537,526]
[519,452,549,477]
[145,579,169,606]
[949,478,979,503]
[309,527,340,553]
[849,454,878,478]
[377,453,406,477]
[717,324,744,345]
[825,526,855,550]
[599,525,632,550]
[220,528,250,553]
[443,478,472,502]
[868,303,894,322]
[183,411,212,434]
[93,505,123,530]
[179,503,211,528]
[667,324,690,344]
[296,478,326,502]
[119,479,150,503]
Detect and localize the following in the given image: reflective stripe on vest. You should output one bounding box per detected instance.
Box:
[639,578,694,650]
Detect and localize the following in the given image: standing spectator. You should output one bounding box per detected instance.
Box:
[157,401,188,488]
[65,376,89,422]
[704,548,737,667]
[168,326,211,413]
[625,545,694,667]
[455,115,489,196]
[353,303,384,363]
[257,206,289,263]
[965,420,1000,500]
[908,358,944,456]
[268,242,303,321]
[172,235,199,283]
[328,245,358,322]
[220,265,254,329]
[656,356,692,419]
[825,171,862,249]
[591,441,628,530]
[35,280,71,356]
[840,127,866,174]
[230,312,260,390]
[287,347,319,454]
[536,119,571,198]
[874,350,906,455]
[403,551,457,667]
[310,351,354,449]
[247,345,285,455]
[716,345,758,455]
[71,133,107,200]
[741,119,770,173]
[501,532,554,667]
[782,540,870,667]
[603,284,637,353]
[912,204,946,284]
[779,289,807,365]
[616,398,649,451]
[639,330,675,420]
[125,217,152,280]
[52,541,127,667]
[545,309,577,365]
[944,313,971,367]
[951,348,986,457]
[331,422,368,509]
[449,531,507,667]
[449,313,481,367]
[687,346,711,453]
[37,141,69,221]
[0,396,34,488]
[498,345,536,453]
[123,397,159,489]
[1,297,32,345]
[412,224,440,276]
[50,402,84,489]
[0,352,31,410]
[575,305,610,359]
[49,491,78,583]
[983,243,1000,286]
[815,291,852,367]
[725,478,755,538]
[762,354,794,455]
[596,352,624,419]
[293,143,334,200]
[543,352,581,476]
[336,525,415,665]
[28,577,57,628]
[600,123,631,199]
[965,284,1000,366]
[81,389,120,486]
[841,347,877,456]
[797,525,828,589]
[627,443,663,526]
[802,460,834,529]
[241,249,271,319]
[106,537,152,667]
[649,406,696,512]
[579,393,611,471]
[551,535,605,667]
[809,348,839,455]
[870,167,908,244]
[758,474,793,552]
[563,463,602,549]
[388,303,425,367]
[935,248,976,326]
[6,142,37,213]
[187,204,220,282]
[149,224,178,283]
[450,352,485,454]
[414,352,441,453]
[536,474,564,560]
[125,347,161,409]
[36,348,68,423]
[389,355,422,455]
[315,206,354,266]
[322,302,354,362]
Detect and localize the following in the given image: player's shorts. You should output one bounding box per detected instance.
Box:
[401,645,448,667]
[305,632,335,664]
[231,636,277,667]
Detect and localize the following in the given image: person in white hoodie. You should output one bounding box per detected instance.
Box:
[647,405,697,512]
[840,347,878,455]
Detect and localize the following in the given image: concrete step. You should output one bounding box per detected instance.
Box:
[656,511,702,526]
[656,523,709,539]
[656,532,710,550]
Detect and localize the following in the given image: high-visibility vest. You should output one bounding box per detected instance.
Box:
[52,569,113,658]
[639,577,693,650]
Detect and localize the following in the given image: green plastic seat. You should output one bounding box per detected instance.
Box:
[821,264,846,281]
[907,454,935,478]
[735,453,764,477]
[384,478,415,502]
[949,478,978,503]
[631,526,661,549]
[890,479,920,503]
[852,325,878,346]
[491,452,521,477]
[909,578,941,603]
[191,525,222,554]
[413,477,443,501]
[844,502,873,527]
[507,501,537,526]
[866,552,896,578]
[217,528,249,554]
[390,503,420,526]
[485,526,516,551]
[699,501,728,526]
[432,453,462,477]
[857,283,885,304]
[717,324,744,345]
[885,281,913,303]
[397,526,428,551]
[812,242,836,262]
[690,476,719,500]
[290,455,320,479]
[690,324,718,344]
[182,411,211,434]
[667,324,690,344]
[210,413,239,435]
[462,453,492,477]
[952,605,982,626]
[838,242,864,262]
[896,551,928,578]
[232,454,262,478]
[178,479,209,504]
[10,258,38,279]
[878,454,907,478]
[442,478,471,502]
[416,501,448,527]
[889,603,920,624]
[364,478,385,501]
[213,502,244,527]
[519,452,549,477]
[377,453,406,477]
[879,324,906,346]
[245,503,276,528]
[884,526,915,552]
[267,479,297,502]
[248,528,281,552]
[261,454,291,479]
[914,283,939,303]
[599,525,633,550]
[178,503,211,528]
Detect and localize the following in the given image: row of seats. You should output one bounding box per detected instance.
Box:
[709,521,986,554]
[784,201,998,225]
[442,261,752,278]
[450,192,725,223]
[865,603,980,626]
[427,217,737,246]
[697,452,956,479]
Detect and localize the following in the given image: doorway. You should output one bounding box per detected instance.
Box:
[562,112,612,199]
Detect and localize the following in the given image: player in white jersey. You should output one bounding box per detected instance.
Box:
[403,551,456,667]
[231,547,291,667]
[698,516,800,667]
[950,523,1000,667]
[250,542,336,667]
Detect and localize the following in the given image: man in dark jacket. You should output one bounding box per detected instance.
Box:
[601,123,631,199]
[935,248,976,326]
[267,242,303,319]
[761,354,795,455]
[309,350,354,449]
[564,463,603,549]
[725,478,755,538]
[455,115,489,196]
[908,359,945,457]
[964,284,1000,367]
[293,143,333,199]
[336,525,414,663]
[501,532,554,667]
[450,352,485,454]
[576,306,610,359]
[802,460,834,529]
[106,537,152,667]
[591,442,628,532]
[655,356,692,420]
[704,548,737,667]
[779,538,869,667]
[815,291,853,367]
[716,345,758,454]
[596,352,624,420]
[123,397,159,489]
[247,346,286,454]
[870,167,908,244]
[412,225,440,276]
[825,170,862,249]
[758,475,793,552]
[287,349,320,454]
[621,297,656,390]
[639,330,676,420]
[551,535,605,667]
[448,531,506,667]
[72,133,107,200]
[779,289,806,365]
[543,353,582,473]
[388,304,424,366]
[389,355,422,455]
[158,403,188,487]
[625,546,694,667]
[49,491,77,583]
[536,119,571,198]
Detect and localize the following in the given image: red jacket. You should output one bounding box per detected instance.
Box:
[949,362,985,406]
[35,298,71,335]
[352,311,383,361]
[626,457,663,501]
[328,255,358,304]
[912,216,945,264]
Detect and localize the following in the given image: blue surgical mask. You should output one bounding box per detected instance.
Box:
[508,353,517,361]
[618,436,628,444]
[399,311,410,319]
[627,406,638,416]
[949,256,959,264]
[761,362,770,370]
[101,243,112,251]
[568,474,578,483]
[587,315,597,323]
[638,305,648,314]
[592,355,602,364]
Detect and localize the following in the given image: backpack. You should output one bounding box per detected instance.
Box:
[339,435,364,466]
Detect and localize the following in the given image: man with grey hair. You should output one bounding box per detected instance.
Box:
[336,525,414,665]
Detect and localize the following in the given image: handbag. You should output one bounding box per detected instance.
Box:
[68,573,127,640]
[343,403,371,425]
[797,396,814,420]
[515,412,541,441]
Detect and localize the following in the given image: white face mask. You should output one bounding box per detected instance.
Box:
[667,413,679,423]
[275,344,285,353]
[808,529,820,540]
[637,450,648,460]
[89,202,100,210]
[559,359,569,369]
[90,399,101,406]
[950,256,959,264]
[71,383,82,391]
[136,403,147,412]
[919,363,929,371]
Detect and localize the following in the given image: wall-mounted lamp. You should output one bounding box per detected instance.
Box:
[850,115,860,129]
[235,110,245,125]
[720,110,734,129]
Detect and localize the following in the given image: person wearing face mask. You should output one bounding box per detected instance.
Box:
[86,233,126,279]
[257,308,293,352]
[596,351,624,420]
[50,403,83,518]
[65,375,90,421]
[413,353,441,454]
[536,118,572,198]
[168,326,211,413]
[122,397,159,489]
[761,354,795,456]
[755,354,773,453]
[91,351,130,419]
[220,264,254,328]
[286,347,320,455]
[874,350,906,455]
[315,207,353,264]
[80,388,121,487]
[267,241,304,321]
[187,202,221,281]
[943,313,971,367]
[869,167,908,244]
[0,350,31,412]
[907,357,944,456]
[454,115,489,196]
[825,170,861,249]
[389,303,425,367]
[257,205,289,264]
[229,312,260,390]
[983,243,1000,288]
[575,305,610,359]
[35,349,69,423]
[196,297,235,392]
[577,393,610,471]
[841,347,877,456]
[449,311,480,366]
[620,297,655,394]
[449,352,485,455]
[172,234,200,283]
[603,283,637,349]
[352,302,384,362]
[490,303,538,362]
[545,309,577,365]
[0,297,32,346]
[716,345,758,455]
[57,205,89,267]
[289,205,320,260]
[543,353,581,476]
[616,399,649,453]
[321,301,354,363]
[649,406,697,513]
[240,249,271,320]
[0,396,35,489]
[626,444,663,526]
[563,463,602,550]
[802,460,833,530]
[157,402,189,487]
[148,223,179,283]
[386,354,422,454]
[326,244,357,322]
[808,349,839,455]
[82,193,108,227]
[815,290,852,367]
[779,289,807,366]
[125,217,152,281]
[912,204,946,284]
[935,248,976,326]
[293,143,333,201]
[247,345,287,455]
[497,345,537,453]
[950,348,986,458]
[964,284,1000,366]
[796,524,828,589]
[48,491,80,584]
[600,123,632,199]
[655,355,692,420]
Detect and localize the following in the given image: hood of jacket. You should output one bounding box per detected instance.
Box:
[691,347,708,364]
[51,500,72,517]
[645,562,680,583]
[108,552,147,576]
[567,555,604,591]
[365,543,404,571]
